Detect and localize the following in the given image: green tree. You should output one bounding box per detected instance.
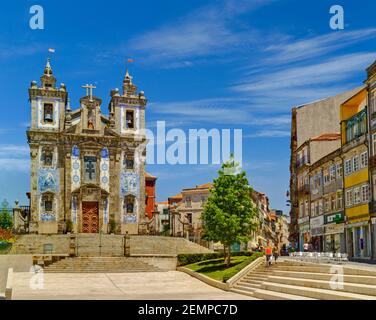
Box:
[0,199,13,230]
[202,157,258,266]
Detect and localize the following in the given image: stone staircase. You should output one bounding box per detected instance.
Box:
[130,236,213,255]
[10,234,212,256]
[231,259,376,300]
[43,257,163,273]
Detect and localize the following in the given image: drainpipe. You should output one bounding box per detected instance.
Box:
[366,87,376,260]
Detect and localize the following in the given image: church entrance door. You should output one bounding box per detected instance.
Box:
[82,201,99,233]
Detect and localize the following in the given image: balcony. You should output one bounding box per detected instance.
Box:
[342,134,366,153]
[295,156,310,169]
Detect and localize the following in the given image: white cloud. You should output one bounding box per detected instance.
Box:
[0,145,29,172]
[0,145,29,157]
[150,98,290,126]
[234,52,375,93]
[263,29,376,64]
[97,0,272,67]
[0,42,46,62]
[245,130,290,138]
[0,158,29,172]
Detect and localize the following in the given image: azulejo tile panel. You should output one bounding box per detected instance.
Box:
[38,168,59,193]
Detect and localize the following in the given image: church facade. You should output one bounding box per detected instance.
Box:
[27,59,148,235]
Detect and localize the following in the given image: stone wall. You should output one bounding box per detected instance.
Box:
[9,234,213,256]
[0,255,33,294]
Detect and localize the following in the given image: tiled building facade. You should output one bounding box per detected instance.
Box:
[25,59,148,235]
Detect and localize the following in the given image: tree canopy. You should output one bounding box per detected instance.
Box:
[201,158,258,264]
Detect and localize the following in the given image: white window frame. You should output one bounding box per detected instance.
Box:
[353,156,359,172]
[346,189,353,207]
[354,187,361,204]
[345,159,352,176]
[361,184,370,203]
[373,133,376,156]
[360,151,368,168]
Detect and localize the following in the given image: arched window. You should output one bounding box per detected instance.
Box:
[43,103,53,123]
[41,192,54,212]
[41,147,53,167]
[87,109,95,130]
[124,195,135,214]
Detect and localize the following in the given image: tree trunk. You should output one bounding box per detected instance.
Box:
[224,244,231,267]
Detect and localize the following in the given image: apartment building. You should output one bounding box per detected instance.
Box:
[340,87,372,259]
[290,88,361,248]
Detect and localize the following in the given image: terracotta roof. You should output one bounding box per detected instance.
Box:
[158,201,169,205]
[145,172,157,180]
[310,133,340,142]
[169,193,182,200]
[196,182,214,189]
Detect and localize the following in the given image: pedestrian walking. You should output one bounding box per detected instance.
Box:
[265,242,272,267]
[273,245,279,264]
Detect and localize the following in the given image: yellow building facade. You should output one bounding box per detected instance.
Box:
[341,88,372,258]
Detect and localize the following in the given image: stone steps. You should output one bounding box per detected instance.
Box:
[231,287,316,300]
[270,264,376,277]
[231,260,376,300]
[247,270,376,285]
[241,275,376,296]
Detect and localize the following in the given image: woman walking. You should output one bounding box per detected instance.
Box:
[265,241,272,267]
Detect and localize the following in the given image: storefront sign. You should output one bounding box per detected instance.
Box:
[325,223,344,235]
[311,226,325,236]
[310,215,324,228]
[346,221,369,228]
[298,216,309,224]
[324,211,344,224]
[299,223,310,232]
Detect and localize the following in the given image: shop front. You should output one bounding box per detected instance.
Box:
[324,211,345,253]
[346,219,372,259]
[310,215,324,251]
[298,216,310,251]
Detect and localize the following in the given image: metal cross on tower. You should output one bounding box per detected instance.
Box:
[81,84,97,101]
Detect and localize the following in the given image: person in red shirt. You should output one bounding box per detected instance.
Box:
[265,241,273,267]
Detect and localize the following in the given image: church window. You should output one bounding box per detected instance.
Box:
[42,193,54,212]
[43,103,53,123]
[124,195,135,214]
[124,154,134,169]
[84,156,97,182]
[41,148,53,166]
[126,110,134,129]
[186,213,192,224]
[87,109,95,130]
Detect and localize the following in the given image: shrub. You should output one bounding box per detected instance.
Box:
[109,219,117,234]
[0,228,13,241]
[177,251,257,266]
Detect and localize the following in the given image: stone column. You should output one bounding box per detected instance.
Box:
[12,200,24,234]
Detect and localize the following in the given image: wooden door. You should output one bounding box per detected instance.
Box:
[82,202,99,233]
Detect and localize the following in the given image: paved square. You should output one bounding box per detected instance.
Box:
[12,271,256,300]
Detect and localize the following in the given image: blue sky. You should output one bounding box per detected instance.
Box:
[0,0,376,213]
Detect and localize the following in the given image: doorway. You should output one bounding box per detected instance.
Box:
[82,201,99,233]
